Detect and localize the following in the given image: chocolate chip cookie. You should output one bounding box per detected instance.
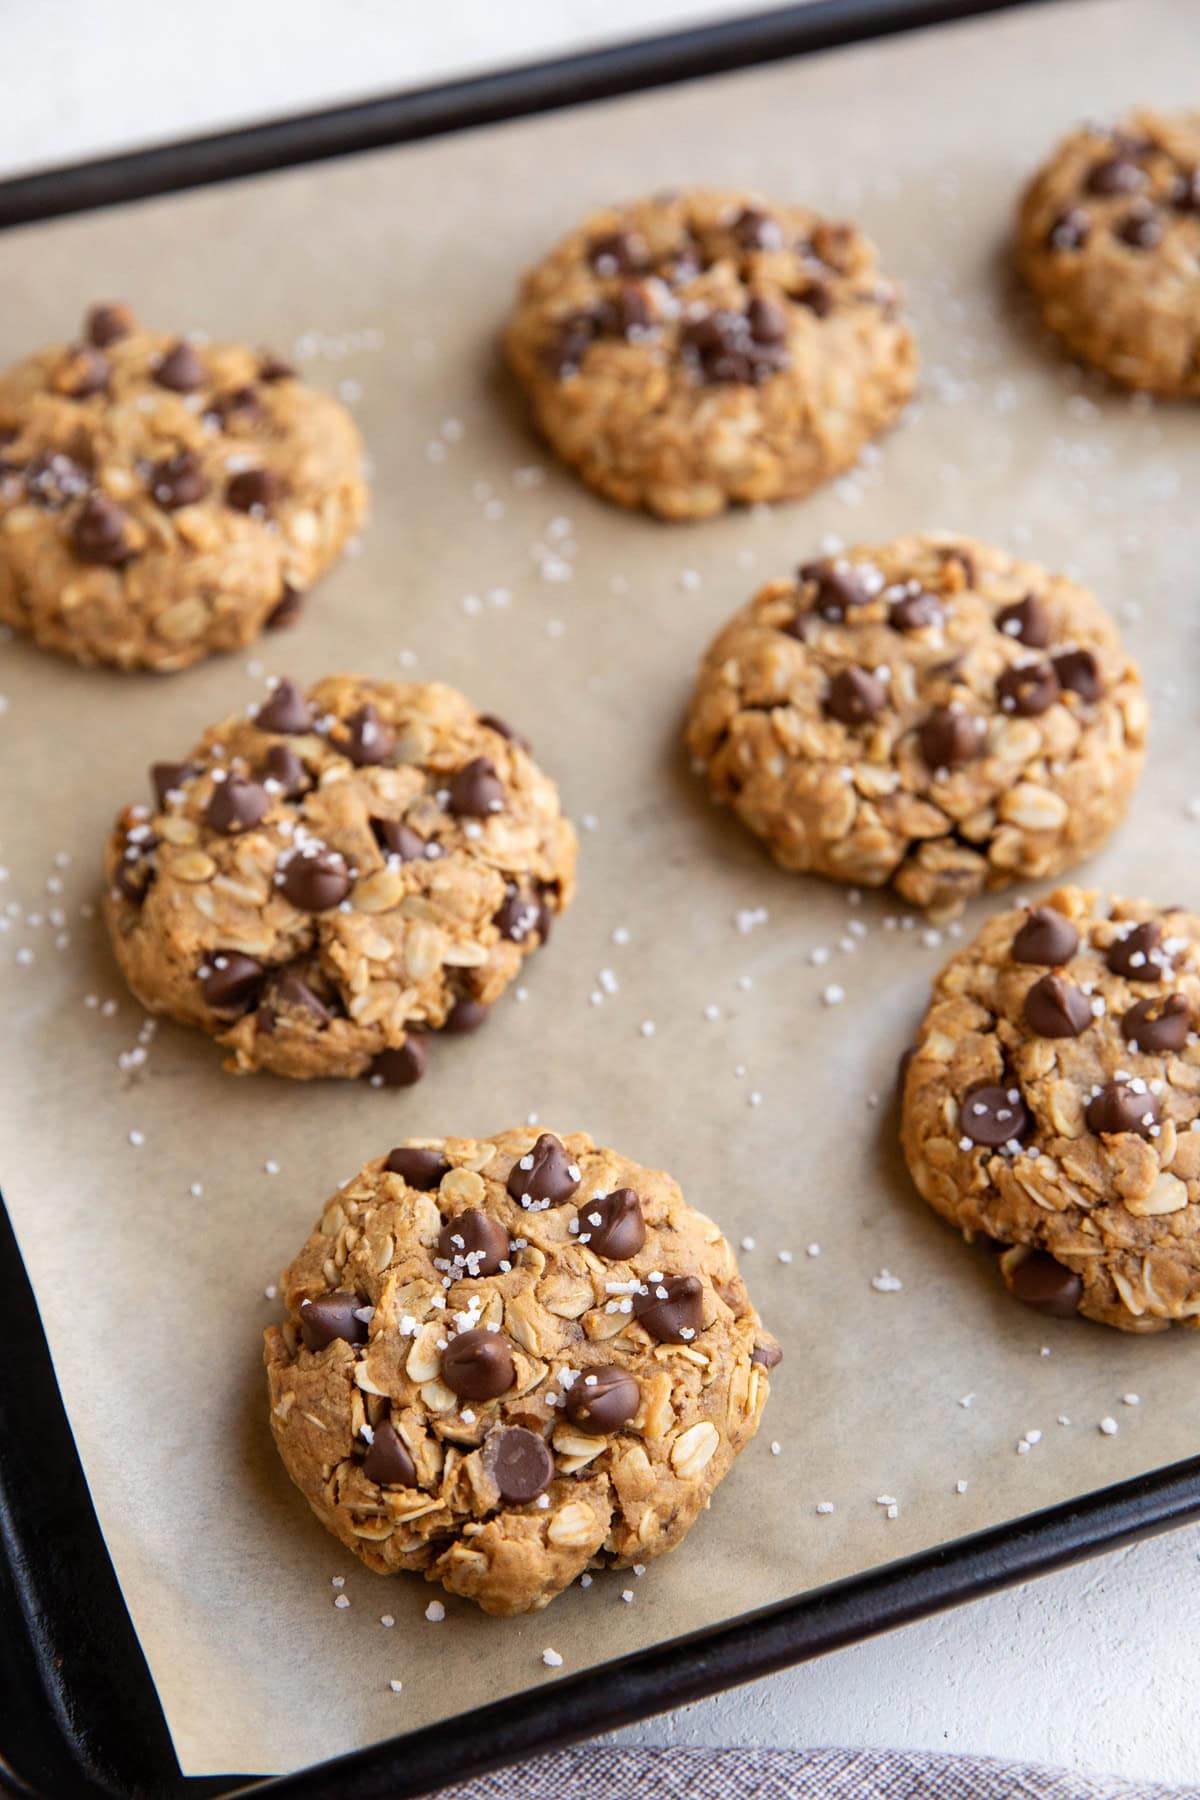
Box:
[0,303,367,669]
[503,189,916,520]
[264,1129,779,1615]
[1017,110,1200,393]
[901,887,1200,1332]
[103,677,576,1080]
[684,533,1146,916]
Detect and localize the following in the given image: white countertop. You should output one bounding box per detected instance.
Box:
[4,2,1197,1787]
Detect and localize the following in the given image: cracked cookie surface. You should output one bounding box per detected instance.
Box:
[103,676,576,1080]
[901,887,1200,1333]
[684,533,1146,916]
[1017,109,1200,393]
[0,303,367,669]
[504,188,916,520]
[264,1129,779,1615]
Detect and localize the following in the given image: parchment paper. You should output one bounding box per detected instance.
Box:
[1,0,1197,1777]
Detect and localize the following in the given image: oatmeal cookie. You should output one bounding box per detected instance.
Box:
[0,302,367,669]
[102,676,576,1080]
[504,188,916,520]
[684,533,1146,916]
[901,887,1200,1332]
[1017,110,1200,393]
[264,1128,779,1614]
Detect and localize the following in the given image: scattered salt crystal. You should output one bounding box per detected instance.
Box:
[542,1649,563,1668]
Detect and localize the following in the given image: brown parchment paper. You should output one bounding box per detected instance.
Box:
[1,0,1198,1776]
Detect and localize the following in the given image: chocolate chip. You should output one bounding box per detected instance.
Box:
[151,448,209,509]
[115,838,157,905]
[1007,1251,1082,1318]
[1047,208,1090,251]
[255,679,314,734]
[226,467,281,512]
[783,610,813,643]
[1086,156,1147,196]
[484,1425,552,1501]
[825,667,886,727]
[889,590,944,632]
[265,585,303,630]
[746,295,788,343]
[543,311,597,378]
[918,707,985,770]
[154,340,206,392]
[200,951,265,1013]
[680,308,788,385]
[478,713,530,752]
[751,1340,784,1369]
[1085,1080,1160,1139]
[1106,921,1164,981]
[494,886,542,943]
[72,492,130,565]
[446,996,490,1033]
[151,761,197,807]
[54,345,109,398]
[1023,972,1092,1039]
[802,562,868,621]
[732,206,782,251]
[262,971,331,1028]
[507,1133,581,1208]
[1115,207,1163,250]
[437,1210,509,1277]
[86,301,135,346]
[564,1366,640,1434]
[258,353,296,382]
[1012,906,1079,966]
[809,219,857,272]
[298,1291,367,1351]
[602,281,655,337]
[280,846,351,911]
[206,776,269,835]
[996,660,1060,717]
[370,1036,428,1087]
[447,757,505,818]
[261,744,310,798]
[960,1082,1030,1147]
[362,1419,416,1487]
[372,818,429,862]
[588,230,648,274]
[209,384,264,427]
[24,451,89,509]
[634,1274,704,1343]
[1171,168,1200,211]
[1051,649,1102,702]
[385,1145,449,1188]
[795,279,833,317]
[1122,992,1190,1053]
[576,1188,646,1260]
[995,594,1052,647]
[340,703,395,768]
[441,1327,514,1400]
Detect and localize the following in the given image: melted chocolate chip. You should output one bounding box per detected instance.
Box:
[824,667,886,726]
[746,295,788,343]
[154,340,206,392]
[960,1083,1030,1147]
[889,590,944,632]
[802,562,868,621]
[206,776,269,835]
[1052,649,1102,701]
[259,353,296,382]
[445,996,490,1034]
[494,887,541,942]
[680,308,788,384]
[783,610,813,643]
[385,1145,449,1189]
[1121,992,1190,1053]
[370,1036,429,1088]
[1106,921,1164,981]
[72,492,130,565]
[209,384,264,427]
[1012,906,1079,966]
[255,679,314,734]
[576,1188,646,1260]
[55,345,109,398]
[437,1210,509,1277]
[1086,1080,1160,1139]
[200,951,265,1013]
[372,818,429,862]
[86,301,135,346]
[362,1419,416,1487]
[261,744,310,798]
[1086,156,1147,196]
[795,279,833,317]
[261,971,331,1029]
[1007,1251,1082,1318]
[565,1366,640,1434]
[996,660,1060,717]
[447,757,505,818]
[918,706,985,770]
[151,448,209,509]
[602,281,655,337]
[24,451,89,509]
[751,1340,784,1369]
[279,847,351,911]
[507,1133,581,1207]
[441,1327,515,1400]
[341,703,395,768]
[633,1274,704,1343]
[484,1425,553,1501]
[1047,208,1090,251]
[588,230,648,274]
[151,761,197,807]
[995,593,1052,647]
[543,311,598,378]
[1023,972,1092,1039]
[115,839,157,905]
[266,585,304,630]
[226,467,281,512]
[1115,207,1163,250]
[299,1291,367,1351]
[478,713,531,752]
[732,206,783,250]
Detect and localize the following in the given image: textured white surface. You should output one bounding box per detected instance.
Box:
[3,1,1197,1787]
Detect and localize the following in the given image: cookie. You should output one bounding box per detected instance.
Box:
[0,303,367,669]
[103,676,576,1080]
[264,1128,779,1615]
[684,533,1146,917]
[901,887,1200,1333]
[503,189,916,520]
[1017,110,1200,394]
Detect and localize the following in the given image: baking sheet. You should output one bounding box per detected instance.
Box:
[1,0,1198,1778]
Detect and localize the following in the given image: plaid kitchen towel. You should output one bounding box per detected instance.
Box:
[431,1744,1194,1798]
